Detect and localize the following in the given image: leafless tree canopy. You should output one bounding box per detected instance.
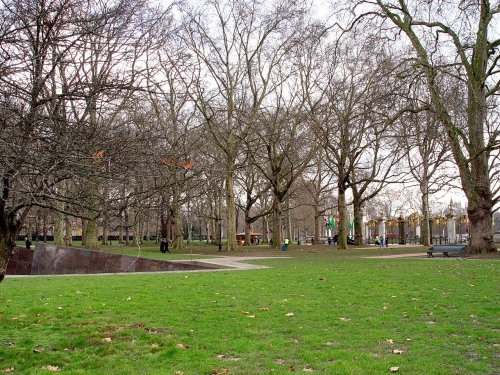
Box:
[1,0,498,280]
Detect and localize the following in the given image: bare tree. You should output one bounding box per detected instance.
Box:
[303,35,403,248]
[299,151,336,244]
[181,0,305,251]
[349,0,499,253]
[250,85,318,249]
[0,0,159,281]
[235,148,272,245]
[397,94,454,246]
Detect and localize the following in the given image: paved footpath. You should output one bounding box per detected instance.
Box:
[173,256,286,271]
[363,252,427,259]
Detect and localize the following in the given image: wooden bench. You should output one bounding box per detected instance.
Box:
[427,244,466,257]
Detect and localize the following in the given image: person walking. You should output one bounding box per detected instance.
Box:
[160,238,170,253]
[25,237,32,249]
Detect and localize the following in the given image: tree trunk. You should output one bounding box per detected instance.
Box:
[337,185,348,249]
[206,219,211,244]
[0,227,16,282]
[244,216,251,246]
[171,193,184,250]
[124,209,130,246]
[64,215,72,246]
[118,214,124,244]
[285,199,292,242]
[145,209,151,243]
[352,195,364,246]
[467,192,495,253]
[27,219,34,243]
[186,201,192,244]
[101,220,109,246]
[314,203,321,244]
[53,212,64,246]
[187,217,192,244]
[133,210,140,246]
[85,218,98,249]
[215,197,222,247]
[263,215,270,243]
[225,165,237,251]
[42,212,48,243]
[421,183,431,246]
[272,195,282,250]
[101,185,109,245]
[160,199,168,239]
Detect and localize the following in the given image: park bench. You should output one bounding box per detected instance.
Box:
[427,244,466,257]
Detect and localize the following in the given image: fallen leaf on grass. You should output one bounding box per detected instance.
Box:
[216,354,241,361]
[1,368,14,373]
[126,297,132,301]
[285,312,295,317]
[41,365,60,372]
[339,317,351,322]
[386,339,394,345]
[57,307,63,310]
[392,349,403,354]
[260,308,269,311]
[288,365,295,372]
[33,347,42,353]
[103,337,112,342]
[211,369,230,374]
[303,366,314,372]
[241,311,250,315]
[247,315,256,318]
[150,343,159,348]
[174,372,184,375]
[176,343,190,349]
[389,366,399,372]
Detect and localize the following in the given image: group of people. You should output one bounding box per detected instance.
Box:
[374,235,389,247]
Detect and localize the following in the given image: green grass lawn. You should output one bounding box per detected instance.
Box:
[1,247,499,374]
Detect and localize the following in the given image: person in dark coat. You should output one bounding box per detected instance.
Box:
[25,237,32,249]
[160,238,171,253]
